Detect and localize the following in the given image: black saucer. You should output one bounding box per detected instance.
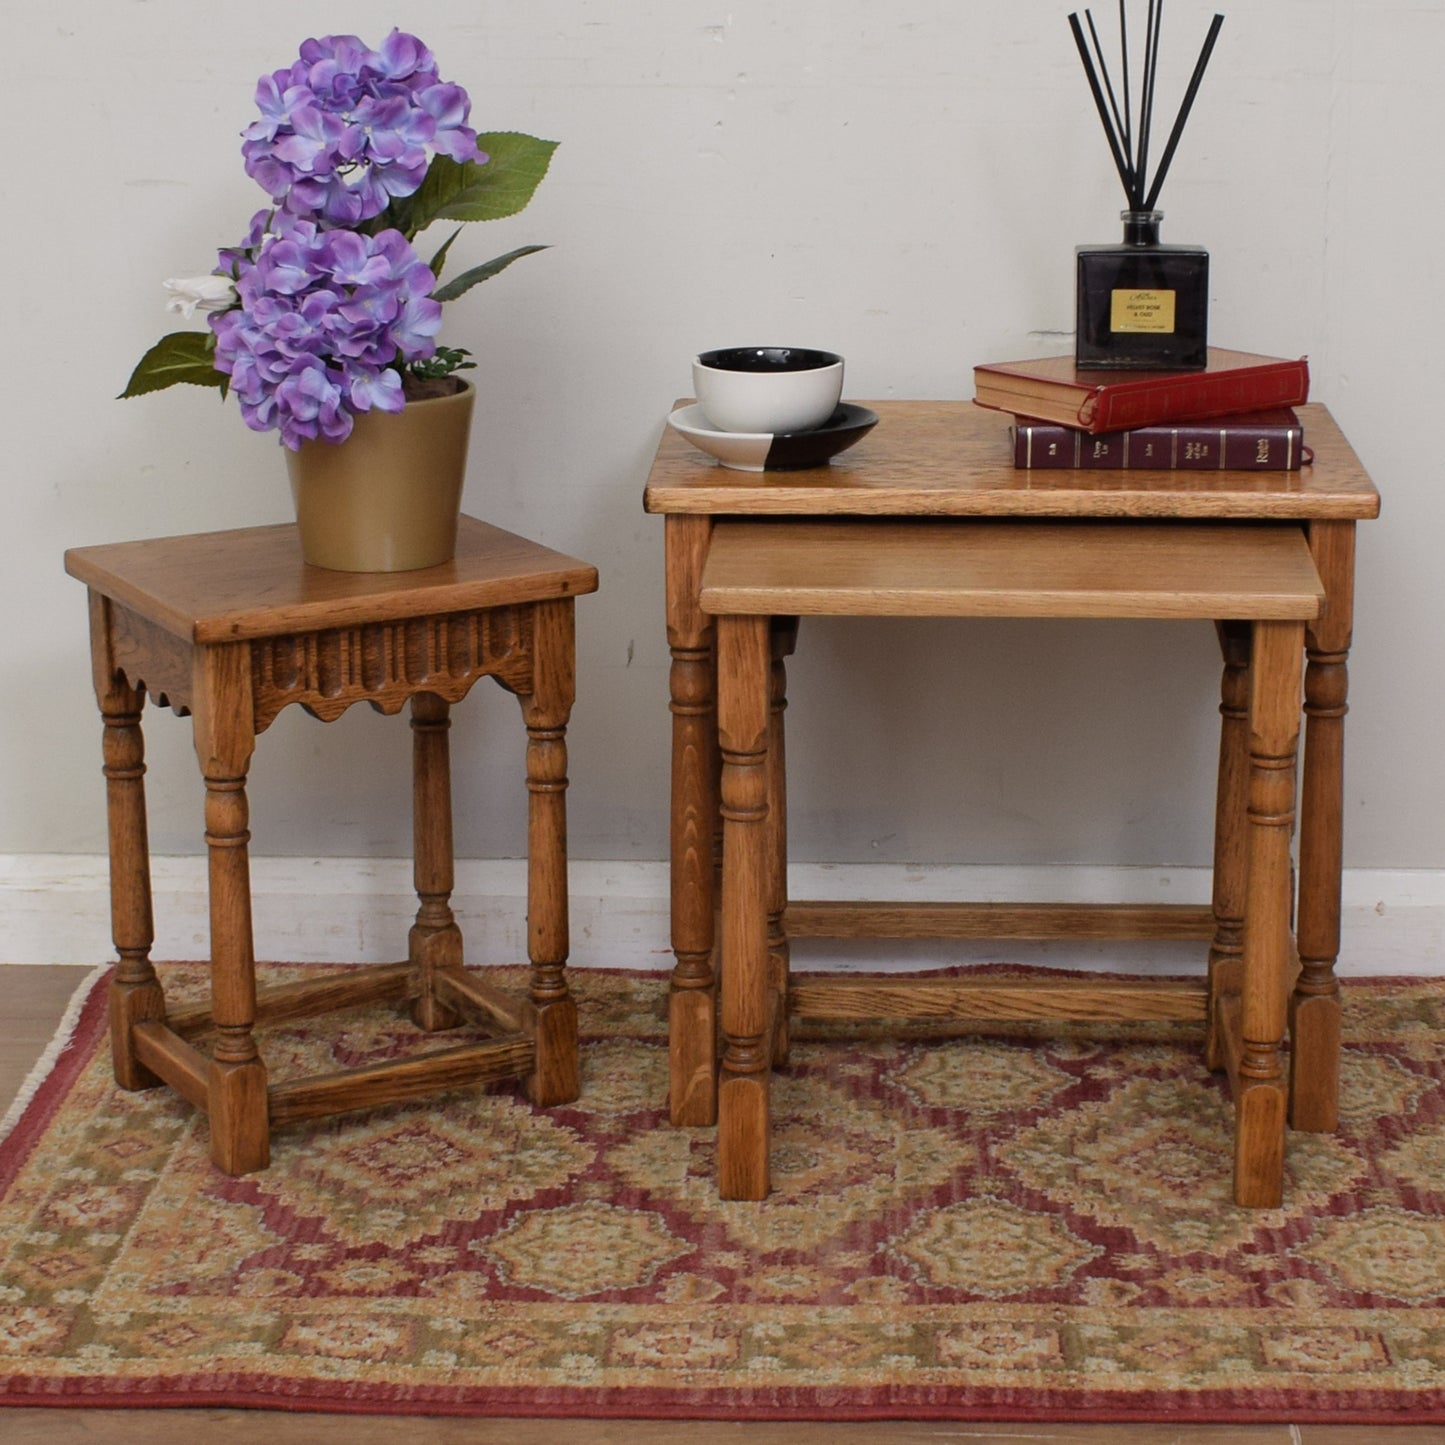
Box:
[762,404,879,469]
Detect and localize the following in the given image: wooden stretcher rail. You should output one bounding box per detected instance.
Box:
[268,1036,536,1126]
[435,968,530,1034]
[788,976,1208,1024]
[131,1022,210,1110]
[163,961,415,1039]
[784,900,1217,941]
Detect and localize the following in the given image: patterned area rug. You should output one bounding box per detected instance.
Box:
[2,963,1444,1423]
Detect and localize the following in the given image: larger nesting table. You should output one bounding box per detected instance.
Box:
[643,400,1380,1203]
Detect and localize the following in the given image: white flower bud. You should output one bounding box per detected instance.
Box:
[163,275,237,318]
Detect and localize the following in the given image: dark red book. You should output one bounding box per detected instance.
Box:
[974,348,1310,434]
[1013,409,1309,470]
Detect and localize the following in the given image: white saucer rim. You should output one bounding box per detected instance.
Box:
[666,401,877,442]
[667,404,773,443]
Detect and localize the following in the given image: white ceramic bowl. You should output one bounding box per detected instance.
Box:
[692,347,844,434]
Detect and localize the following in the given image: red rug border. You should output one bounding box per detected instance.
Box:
[3,1378,1443,1425]
[2,963,1443,1425]
[0,966,111,1196]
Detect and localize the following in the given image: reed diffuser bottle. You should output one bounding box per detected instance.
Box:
[1069,4,1224,370]
[1076,208,1208,369]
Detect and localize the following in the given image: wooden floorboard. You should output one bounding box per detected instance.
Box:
[0,965,96,1106]
[0,965,1438,1443]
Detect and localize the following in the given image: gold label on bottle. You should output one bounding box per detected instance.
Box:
[1111,289,1176,333]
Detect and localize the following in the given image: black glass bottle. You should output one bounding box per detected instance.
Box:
[1075,210,1208,370]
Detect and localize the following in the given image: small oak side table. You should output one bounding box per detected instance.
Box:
[66,516,598,1175]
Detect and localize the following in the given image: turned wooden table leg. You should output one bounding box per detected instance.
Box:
[716,614,773,1200]
[767,618,797,1066]
[411,692,464,1031]
[194,644,269,1175]
[1206,621,1251,1071]
[1292,521,1355,1131]
[1233,620,1304,1209]
[92,598,166,1089]
[520,598,580,1107]
[666,516,720,1125]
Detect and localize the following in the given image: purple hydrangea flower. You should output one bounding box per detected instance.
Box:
[211,216,441,449]
[241,29,485,224]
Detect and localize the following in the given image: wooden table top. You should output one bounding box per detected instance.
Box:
[643,400,1381,521]
[65,516,599,645]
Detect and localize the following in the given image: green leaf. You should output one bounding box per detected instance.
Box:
[406,346,476,381]
[118,331,225,399]
[428,226,465,281]
[430,245,551,303]
[407,132,559,235]
[371,192,414,239]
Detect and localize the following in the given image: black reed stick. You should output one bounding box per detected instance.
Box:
[1134,0,1162,208]
[1069,3,1225,214]
[1085,10,1132,177]
[1068,11,1135,200]
[1142,12,1225,209]
[1118,0,1133,171]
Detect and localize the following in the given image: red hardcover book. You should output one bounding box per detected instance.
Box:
[1013,409,1309,470]
[974,348,1309,434]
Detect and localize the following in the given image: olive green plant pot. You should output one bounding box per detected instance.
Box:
[286,381,475,572]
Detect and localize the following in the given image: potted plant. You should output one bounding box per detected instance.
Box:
[122,29,557,571]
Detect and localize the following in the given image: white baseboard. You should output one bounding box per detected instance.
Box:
[2,854,1443,975]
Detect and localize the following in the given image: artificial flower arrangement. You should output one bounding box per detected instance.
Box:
[123,30,555,450]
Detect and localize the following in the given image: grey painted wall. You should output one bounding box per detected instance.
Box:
[7,1,1435,871]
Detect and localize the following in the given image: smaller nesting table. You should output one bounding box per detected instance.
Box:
[66,516,598,1175]
[701,518,1323,1205]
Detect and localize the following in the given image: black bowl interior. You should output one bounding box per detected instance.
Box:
[697,346,841,373]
